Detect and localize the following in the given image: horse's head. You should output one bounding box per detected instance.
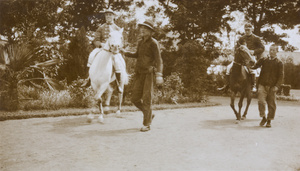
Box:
[106,28,123,54]
[235,44,256,67]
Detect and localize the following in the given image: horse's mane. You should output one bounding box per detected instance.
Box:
[102,29,123,52]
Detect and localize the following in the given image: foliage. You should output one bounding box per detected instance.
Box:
[0,44,61,110]
[67,78,96,108]
[18,85,42,100]
[229,0,300,51]
[160,0,232,42]
[0,0,63,43]
[59,26,92,83]
[153,72,184,104]
[1,0,300,109]
[283,60,300,89]
[174,40,211,100]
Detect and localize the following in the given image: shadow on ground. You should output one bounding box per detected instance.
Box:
[200,118,262,130]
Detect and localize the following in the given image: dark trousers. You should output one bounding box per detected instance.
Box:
[131,72,154,126]
[257,84,277,120]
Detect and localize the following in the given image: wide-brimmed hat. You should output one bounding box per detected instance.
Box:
[244,23,253,29]
[104,8,115,15]
[138,20,154,31]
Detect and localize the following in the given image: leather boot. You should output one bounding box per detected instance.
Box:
[218,75,230,92]
[115,73,122,93]
[251,74,257,92]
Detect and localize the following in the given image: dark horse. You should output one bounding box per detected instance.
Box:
[230,43,256,123]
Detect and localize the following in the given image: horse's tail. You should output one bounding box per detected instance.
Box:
[122,70,129,85]
[118,54,129,85]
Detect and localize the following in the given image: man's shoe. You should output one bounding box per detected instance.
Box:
[266,120,271,128]
[140,126,150,132]
[260,117,267,126]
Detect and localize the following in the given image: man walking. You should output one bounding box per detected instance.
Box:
[122,20,163,132]
[252,44,284,127]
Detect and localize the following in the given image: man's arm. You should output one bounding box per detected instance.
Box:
[253,37,265,57]
[93,25,103,47]
[152,40,163,85]
[123,51,138,58]
[251,57,264,69]
[153,40,163,75]
[275,61,284,88]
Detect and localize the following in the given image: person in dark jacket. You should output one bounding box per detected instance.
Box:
[252,44,284,128]
[218,23,265,92]
[122,20,163,132]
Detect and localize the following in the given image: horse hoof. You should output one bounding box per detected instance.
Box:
[87,114,94,123]
[241,116,246,120]
[98,115,104,123]
[116,110,121,114]
[104,106,110,112]
[235,120,241,124]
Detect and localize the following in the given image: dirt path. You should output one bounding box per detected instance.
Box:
[1,96,300,171]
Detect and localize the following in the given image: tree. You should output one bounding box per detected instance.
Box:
[174,40,210,101]
[0,0,63,43]
[159,0,232,43]
[0,44,61,110]
[59,26,92,83]
[230,0,300,50]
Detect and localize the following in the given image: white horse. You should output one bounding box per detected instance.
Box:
[87,29,129,123]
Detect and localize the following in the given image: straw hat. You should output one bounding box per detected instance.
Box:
[104,8,115,15]
[138,20,154,31]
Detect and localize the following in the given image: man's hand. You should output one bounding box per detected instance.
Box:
[119,48,125,54]
[94,41,102,48]
[155,72,164,85]
[272,86,279,92]
[250,50,255,55]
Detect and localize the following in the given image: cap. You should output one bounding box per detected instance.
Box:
[244,23,253,29]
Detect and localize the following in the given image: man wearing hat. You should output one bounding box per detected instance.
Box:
[84,8,123,92]
[122,20,164,132]
[218,23,265,92]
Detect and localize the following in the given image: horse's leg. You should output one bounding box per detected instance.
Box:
[104,85,113,113]
[98,98,104,123]
[242,90,252,119]
[95,82,110,123]
[238,92,245,120]
[116,84,124,114]
[230,91,240,123]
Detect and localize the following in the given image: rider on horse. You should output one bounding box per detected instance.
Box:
[218,23,265,92]
[83,8,123,92]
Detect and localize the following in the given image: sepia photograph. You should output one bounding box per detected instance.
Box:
[0,0,300,170]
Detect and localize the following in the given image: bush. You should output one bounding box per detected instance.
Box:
[18,85,41,100]
[174,40,211,99]
[67,78,96,108]
[153,72,184,104]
